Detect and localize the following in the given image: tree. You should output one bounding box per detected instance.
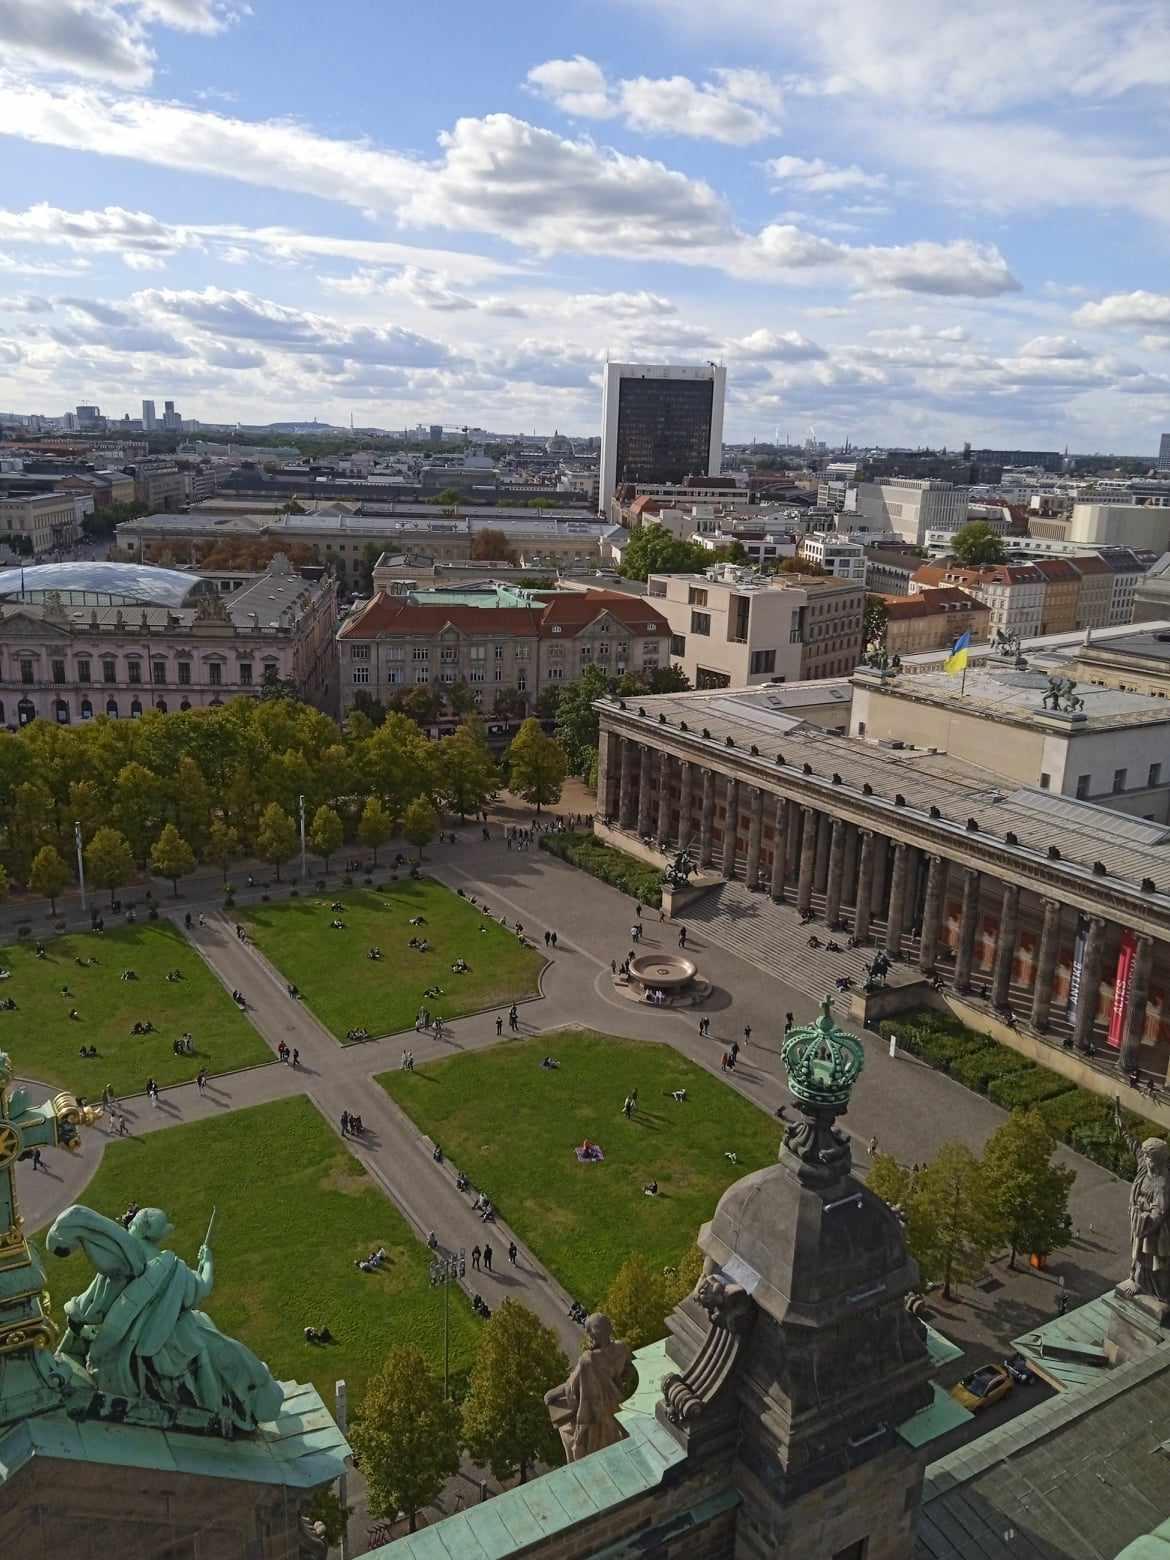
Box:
[951,521,1006,566]
[910,1143,995,1299]
[508,718,567,814]
[402,795,438,860]
[29,845,70,914]
[602,1254,669,1352]
[149,823,196,894]
[461,1300,569,1484]
[8,781,54,881]
[114,761,168,866]
[0,864,7,902]
[553,666,609,778]
[980,1109,1075,1268]
[470,527,518,563]
[864,595,888,648]
[173,755,212,854]
[648,665,691,694]
[348,1348,460,1535]
[493,687,528,720]
[436,728,498,820]
[255,802,297,881]
[358,796,393,863]
[205,818,239,885]
[534,684,563,721]
[445,679,477,717]
[617,528,711,582]
[85,826,134,905]
[308,804,344,869]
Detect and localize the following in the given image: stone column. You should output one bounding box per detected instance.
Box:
[677,761,694,850]
[1030,899,1062,1032]
[596,728,613,817]
[721,777,740,880]
[853,831,876,941]
[1072,916,1108,1052]
[769,795,788,899]
[813,812,832,895]
[656,753,672,842]
[954,869,980,992]
[746,789,764,889]
[786,799,802,876]
[636,746,655,837]
[918,856,947,972]
[841,825,860,908]
[825,820,847,927]
[884,842,910,956]
[618,739,637,830]
[991,884,1020,1010]
[698,769,715,867]
[796,807,819,913]
[871,836,890,920]
[1119,935,1154,1073]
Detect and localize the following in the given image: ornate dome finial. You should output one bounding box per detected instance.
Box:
[782,997,864,1109]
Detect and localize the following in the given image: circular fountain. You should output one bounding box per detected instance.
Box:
[617,951,711,1008]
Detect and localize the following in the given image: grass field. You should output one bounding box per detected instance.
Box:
[380,1030,779,1304]
[39,1096,479,1406]
[0,923,270,1098]
[242,882,545,1042]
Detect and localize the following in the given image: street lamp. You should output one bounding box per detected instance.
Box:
[74,820,87,916]
[429,1245,464,1398]
[298,793,307,881]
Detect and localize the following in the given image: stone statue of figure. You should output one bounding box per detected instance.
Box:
[47,1204,284,1433]
[1127,1139,1170,1304]
[544,1312,633,1462]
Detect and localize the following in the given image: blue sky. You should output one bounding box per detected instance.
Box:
[2,0,1170,449]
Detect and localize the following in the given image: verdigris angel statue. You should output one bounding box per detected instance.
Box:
[47,1204,283,1433]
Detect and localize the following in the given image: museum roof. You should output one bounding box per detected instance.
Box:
[0,560,211,606]
[866,665,1170,729]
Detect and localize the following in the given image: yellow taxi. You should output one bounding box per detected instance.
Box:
[949,1364,1013,1413]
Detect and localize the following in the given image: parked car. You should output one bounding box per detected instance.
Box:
[950,1364,1013,1412]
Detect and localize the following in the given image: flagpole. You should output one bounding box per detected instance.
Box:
[960,661,967,697]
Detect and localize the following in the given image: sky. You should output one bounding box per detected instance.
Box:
[1,1,1170,450]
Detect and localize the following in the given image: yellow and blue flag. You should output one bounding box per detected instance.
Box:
[944,631,971,676]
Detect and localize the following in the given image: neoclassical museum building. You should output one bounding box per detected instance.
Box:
[595,666,1170,1094]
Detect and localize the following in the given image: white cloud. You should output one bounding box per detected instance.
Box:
[559,291,677,319]
[0,202,189,260]
[1018,334,1090,358]
[731,328,826,360]
[852,239,1020,296]
[765,155,886,193]
[526,55,782,144]
[1075,291,1170,328]
[0,0,238,87]
[0,251,89,276]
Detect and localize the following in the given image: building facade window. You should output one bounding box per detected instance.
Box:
[20,661,34,685]
[127,661,142,685]
[352,667,370,685]
[80,699,92,720]
[152,660,167,685]
[106,699,118,717]
[386,669,401,685]
[77,659,91,683]
[102,659,116,684]
[414,667,430,684]
[690,611,711,635]
[350,643,370,660]
[749,649,776,675]
[238,663,253,686]
[1150,763,1162,788]
[1114,768,1128,793]
[208,663,223,687]
[1076,773,1091,798]
[130,698,142,718]
[178,662,191,686]
[670,634,686,656]
[412,647,429,662]
[52,659,66,685]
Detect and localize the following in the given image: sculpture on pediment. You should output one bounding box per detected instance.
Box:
[544,1313,632,1462]
[1041,675,1085,713]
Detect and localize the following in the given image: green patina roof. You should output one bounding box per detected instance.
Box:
[923,1321,964,1371]
[1116,1518,1170,1559]
[0,1378,348,1491]
[897,1382,973,1449]
[1011,1288,1160,1394]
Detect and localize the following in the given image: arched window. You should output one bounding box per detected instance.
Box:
[54,699,70,725]
[130,698,143,719]
[17,698,35,726]
[155,698,168,713]
[105,699,119,718]
[80,699,93,721]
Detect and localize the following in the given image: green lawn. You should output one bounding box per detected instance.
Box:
[380,1031,779,1304]
[0,923,270,1098]
[242,882,545,1042]
[38,1097,478,1406]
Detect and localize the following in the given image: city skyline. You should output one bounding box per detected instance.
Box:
[1,2,1169,450]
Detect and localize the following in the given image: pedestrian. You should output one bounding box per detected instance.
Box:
[635,903,641,919]
[631,924,641,943]
[678,926,687,948]
[743,1025,752,1046]
[483,1243,493,1272]
[611,958,617,975]
[729,1040,739,1065]
[340,1111,349,1136]
[508,1240,517,1265]
[868,1135,878,1156]
[659,908,665,923]
[544,930,551,947]
[550,931,558,948]
[784,1012,794,1034]
[623,1094,633,1118]
[196,1068,207,1094]
[401,1049,407,1069]
[630,1088,637,1109]
[472,1245,481,1270]
[720,1052,729,1072]
[31,1147,43,1171]
[496,1014,503,1035]
[292,1048,300,1068]
[407,1051,415,1071]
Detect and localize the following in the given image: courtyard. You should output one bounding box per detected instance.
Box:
[40,1096,479,1404]
[0,923,269,1098]
[379,1029,780,1303]
[242,882,545,1042]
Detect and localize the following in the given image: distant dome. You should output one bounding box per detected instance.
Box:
[0,560,215,608]
[545,431,573,454]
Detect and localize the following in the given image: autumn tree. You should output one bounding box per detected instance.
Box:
[910,1143,995,1299]
[358,796,393,863]
[980,1109,1075,1268]
[29,845,70,914]
[85,826,135,905]
[601,1254,669,1352]
[470,527,518,564]
[308,804,344,869]
[507,719,566,815]
[255,802,298,881]
[348,1348,460,1535]
[461,1300,569,1484]
[150,823,196,895]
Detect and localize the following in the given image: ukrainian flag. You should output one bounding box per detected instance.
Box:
[944,631,971,676]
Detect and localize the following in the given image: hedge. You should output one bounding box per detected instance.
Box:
[539,831,663,907]
[883,1009,1165,1179]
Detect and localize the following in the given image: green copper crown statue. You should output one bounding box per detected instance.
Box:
[780,997,865,1187]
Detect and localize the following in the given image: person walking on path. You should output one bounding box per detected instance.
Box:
[508,1240,518,1265]
[471,1245,481,1271]
[868,1135,878,1157]
[544,930,551,947]
[483,1243,493,1272]
[743,1025,752,1046]
[550,931,558,948]
[496,1014,504,1035]
[784,1012,794,1034]
[509,1005,519,1033]
[196,1068,207,1095]
[678,926,687,949]
[635,903,642,920]
[340,1111,349,1136]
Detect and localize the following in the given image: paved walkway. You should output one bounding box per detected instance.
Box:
[16,810,1131,1371]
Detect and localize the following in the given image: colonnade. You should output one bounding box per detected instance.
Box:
[600,732,1160,1075]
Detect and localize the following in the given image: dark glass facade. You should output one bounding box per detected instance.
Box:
[614,377,714,487]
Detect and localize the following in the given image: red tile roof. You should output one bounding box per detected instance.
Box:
[339,591,669,641]
[882,587,989,619]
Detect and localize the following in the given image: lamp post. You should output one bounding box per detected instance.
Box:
[298,793,307,881]
[334,1378,350,1560]
[74,820,87,916]
[429,1246,464,1398]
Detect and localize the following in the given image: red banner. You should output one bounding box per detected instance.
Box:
[1107,930,1138,1050]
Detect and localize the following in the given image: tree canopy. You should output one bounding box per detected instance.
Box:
[507,719,566,813]
[349,1347,460,1533]
[617,528,713,582]
[461,1300,568,1484]
[951,521,1006,566]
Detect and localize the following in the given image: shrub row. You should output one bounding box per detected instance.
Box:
[879,1009,1163,1179]
[539,830,663,907]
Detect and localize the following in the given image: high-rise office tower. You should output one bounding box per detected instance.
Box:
[1159,433,1170,473]
[142,399,156,430]
[599,362,726,513]
[162,400,181,431]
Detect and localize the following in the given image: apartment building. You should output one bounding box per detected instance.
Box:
[647,564,864,689]
[796,533,866,583]
[336,590,670,716]
[879,587,991,657]
[911,562,1047,640]
[0,493,83,554]
[853,478,968,544]
[131,465,185,511]
[1032,558,1081,635]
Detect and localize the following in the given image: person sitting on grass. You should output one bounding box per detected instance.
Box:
[409,915,427,926]
[541,1056,560,1069]
[330,918,345,930]
[366,946,383,960]
[643,1180,659,1197]
[120,969,137,982]
[451,958,469,974]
